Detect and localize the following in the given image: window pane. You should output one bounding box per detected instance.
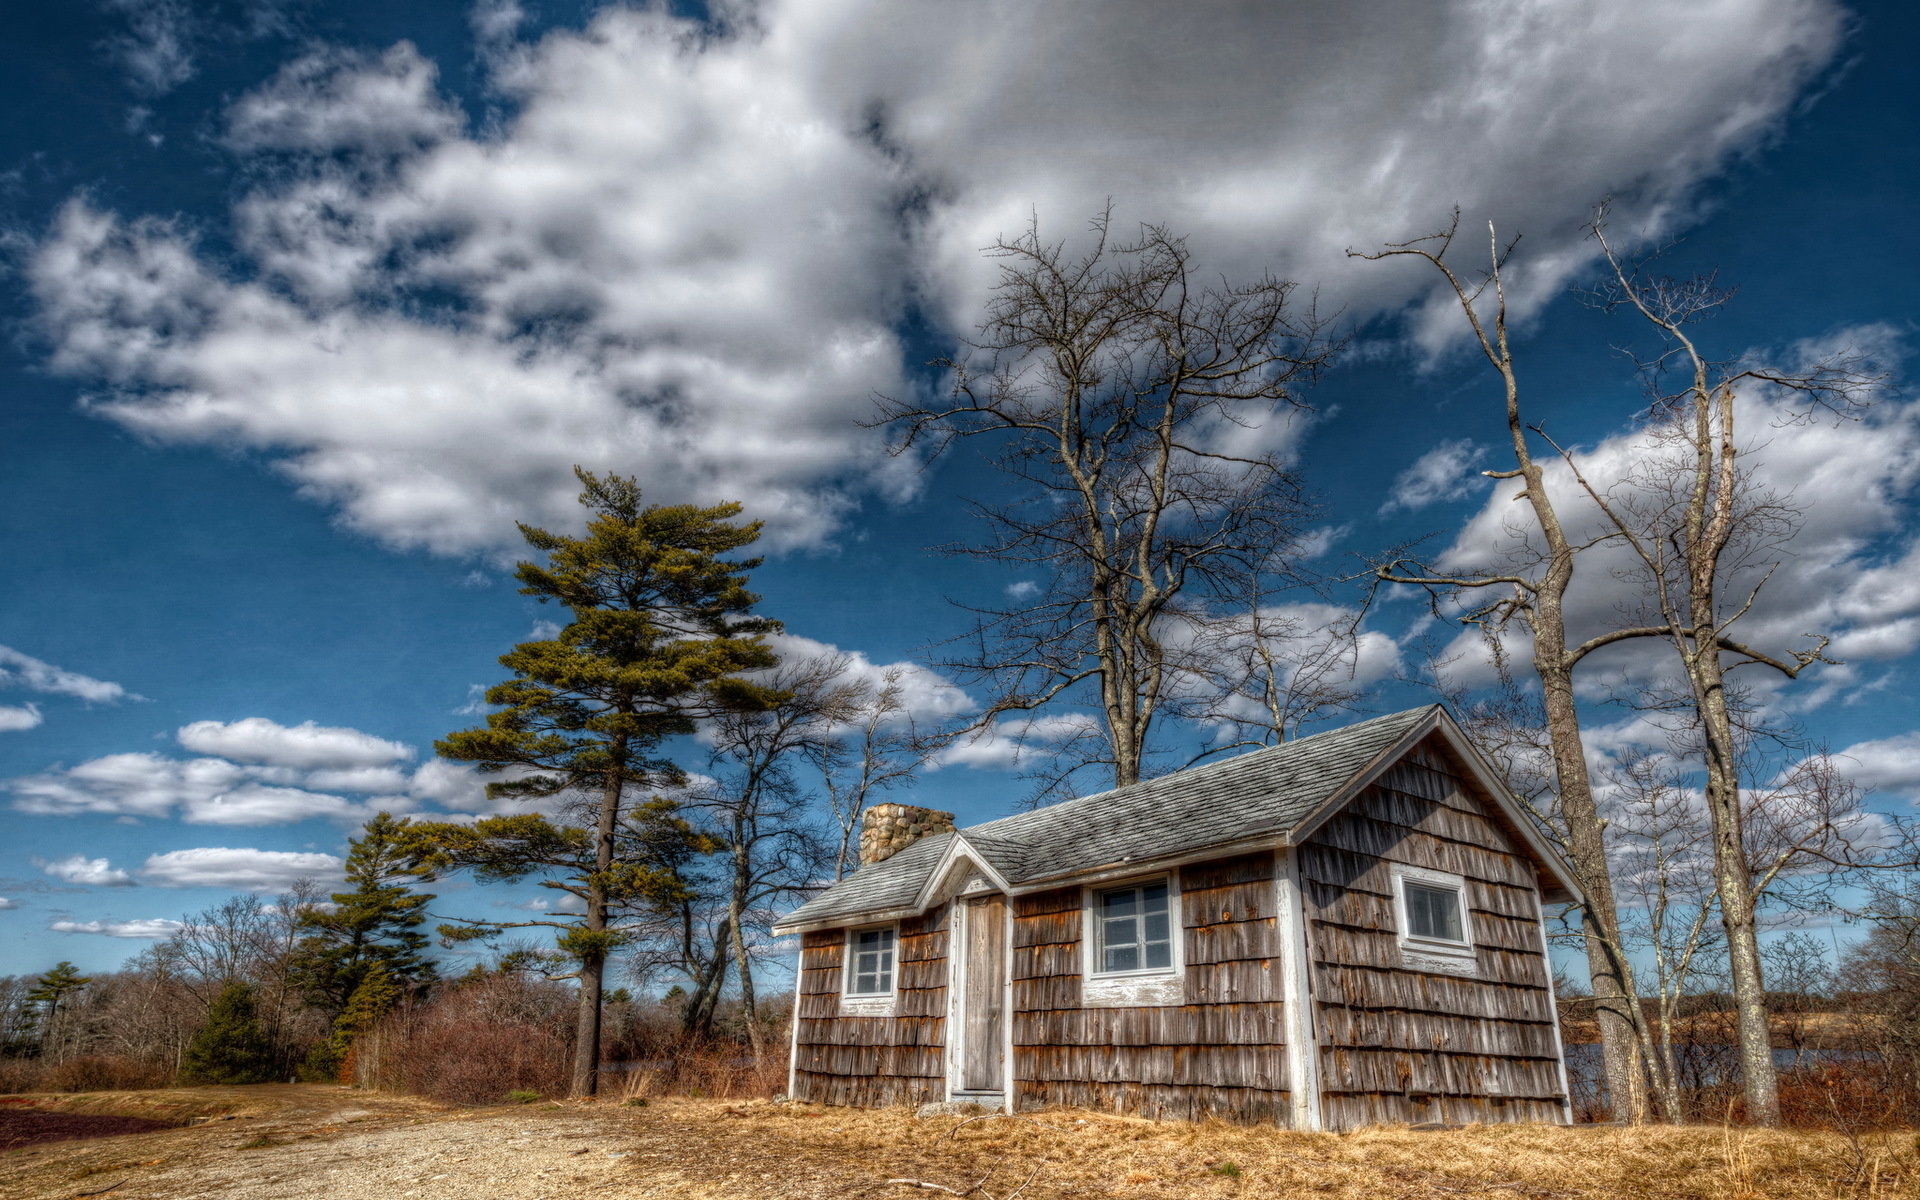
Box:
[1098,882,1177,974]
[1406,883,1464,942]
[850,928,896,994]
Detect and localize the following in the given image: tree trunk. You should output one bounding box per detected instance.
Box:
[1539,655,1648,1123]
[1692,647,1780,1124]
[572,742,626,1098]
[681,920,731,1039]
[727,820,767,1064]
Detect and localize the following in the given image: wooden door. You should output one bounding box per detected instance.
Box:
[962,895,1007,1092]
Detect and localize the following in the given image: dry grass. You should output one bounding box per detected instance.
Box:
[691,1100,1920,1200]
[6,1084,1917,1199]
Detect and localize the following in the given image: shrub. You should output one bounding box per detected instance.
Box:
[180,981,276,1085]
[41,1055,171,1092]
[376,969,574,1104]
[506,1089,541,1104]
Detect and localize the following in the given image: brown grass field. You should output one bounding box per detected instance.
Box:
[1,1085,1915,1199]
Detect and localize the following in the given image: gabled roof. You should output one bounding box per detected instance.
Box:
[773,705,1580,934]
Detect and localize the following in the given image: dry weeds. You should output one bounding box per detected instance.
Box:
[3,1085,1916,1199]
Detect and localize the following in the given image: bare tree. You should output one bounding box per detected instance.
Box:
[819,665,939,880]
[1174,594,1367,760]
[879,210,1337,798]
[1353,217,1658,1121]
[1606,746,1721,1123]
[693,656,845,1062]
[1538,215,1879,1123]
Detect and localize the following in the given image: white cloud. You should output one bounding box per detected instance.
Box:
[0,646,135,703]
[49,917,186,938]
[766,633,975,725]
[1832,731,1920,798]
[1433,335,1920,700]
[0,898,21,911]
[102,0,197,96]
[29,0,1846,556]
[139,847,343,890]
[1381,439,1484,513]
[38,854,135,887]
[176,717,412,769]
[938,713,1104,771]
[0,704,42,732]
[6,716,433,825]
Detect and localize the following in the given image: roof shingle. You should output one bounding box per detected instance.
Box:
[775,706,1442,932]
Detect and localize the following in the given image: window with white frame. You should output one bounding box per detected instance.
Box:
[846,926,896,995]
[1404,879,1465,943]
[1390,864,1476,974]
[1093,879,1173,974]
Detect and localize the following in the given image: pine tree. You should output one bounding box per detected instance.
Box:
[303,961,405,1085]
[417,468,783,1097]
[25,961,91,1055]
[180,981,276,1085]
[290,811,437,1017]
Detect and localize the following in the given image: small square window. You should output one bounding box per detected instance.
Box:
[1403,881,1465,944]
[848,926,895,995]
[1096,881,1173,974]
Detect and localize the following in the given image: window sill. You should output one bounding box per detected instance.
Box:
[840,993,896,1016]
[1083,971,1184,1008]
[1398,939,1478,977]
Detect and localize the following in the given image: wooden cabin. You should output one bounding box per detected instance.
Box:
[770,705,1581,1131]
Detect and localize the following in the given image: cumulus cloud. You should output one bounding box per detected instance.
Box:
[49,917,186,938]
[1832,731,1920,799]
[29,0,1847,556]
[4,751,382,825]
[139,847,343,890]
[0,898,21,911]
[38,854,135,887]
[176,717,412,770]
[0,645,135,703]
[766,633,975,726]
[7,716,435,825]
[1432,331,1919,700]
[1382,439,1484,513]
[938,713,1104,771]
[0,705,42,732]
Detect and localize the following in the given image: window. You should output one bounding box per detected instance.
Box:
[1390,864,1476,977]
[847,926,896,995]
[1403,880,1465,943]
[1095,880,1173,974]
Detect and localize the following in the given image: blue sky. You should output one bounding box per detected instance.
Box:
[1,0,1915,978]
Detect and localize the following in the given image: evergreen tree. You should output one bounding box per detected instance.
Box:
[289,811,437,1016]
[418,468,783,1097]
[302,961,405,1084]
[180,981,276,1085]
[25,961,91,1055]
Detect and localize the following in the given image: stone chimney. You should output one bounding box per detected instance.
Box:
[859,803,957,867]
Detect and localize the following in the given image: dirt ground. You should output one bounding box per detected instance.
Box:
[2,1084,1913,1200]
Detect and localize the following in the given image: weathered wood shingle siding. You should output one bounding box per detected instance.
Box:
[791,906,949,1107]
[1301,742,1564,1129]
[1011,851,1293,1123]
